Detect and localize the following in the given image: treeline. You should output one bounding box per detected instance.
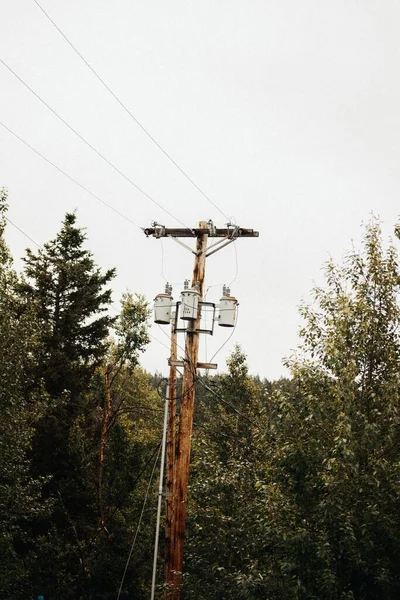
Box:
[1,187,400,599]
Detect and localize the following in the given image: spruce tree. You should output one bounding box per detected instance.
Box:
[18,212,117,596]
[21,212,116,400]
[0,189,46,599]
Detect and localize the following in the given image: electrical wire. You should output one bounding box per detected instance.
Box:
[109,303,172,353]
[3,213,237,380]
[159,238,168,283]
[0,57,191,230]
[2,218,200,397]
[209,305,239,364]
[0,121,143,231]
[116,442,161,600]
[4,216,42,248]
[196,374,256,426]
[229,240,239,286]
[157,322,187,357]
[33,0,230,223]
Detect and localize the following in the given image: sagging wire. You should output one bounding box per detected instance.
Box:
[196,373,256,426]
[116,442,161,600]
[160,238,168,283]
[203,305,240,381]
[229,239,239,286]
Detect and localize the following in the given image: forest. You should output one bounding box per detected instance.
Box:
[1,185,400,600]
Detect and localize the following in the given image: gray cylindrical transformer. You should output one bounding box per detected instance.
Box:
[218,295,238,327]
[154,293,173,324]
[180,288,200,320]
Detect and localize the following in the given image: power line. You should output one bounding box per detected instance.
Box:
[229,240,239,286]
[4,216,42,248]
[0,121,142,231]
[33,0,230,223]
[109,303,172,353]
[116,442,161,600]
[0,57,192,230]
[2,215,182,372]
[1,215,173,357]
[196,375,257,426]
[209,305,239,363]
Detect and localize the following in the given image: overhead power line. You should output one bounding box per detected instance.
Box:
[4,215,42,248]
[0,121,142,230]
[2,213,175,361]
[116,442,161,600]
[0,57,191,230]
[33,0,230,223]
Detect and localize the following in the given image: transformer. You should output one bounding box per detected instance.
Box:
[154,283,173,325]
[180,280,200,320]
[217,285,238,327]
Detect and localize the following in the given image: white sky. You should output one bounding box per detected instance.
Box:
[1,0,399,380]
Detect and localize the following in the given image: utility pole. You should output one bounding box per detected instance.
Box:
[168,222,208,598]
[145,221,259,599]
[165,315,177,586]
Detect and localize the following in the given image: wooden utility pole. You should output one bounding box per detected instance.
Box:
[167,223,208,597]
[145,221,259,599]
[165,315,177,586]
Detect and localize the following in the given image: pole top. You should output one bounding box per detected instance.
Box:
[143,224,259,238]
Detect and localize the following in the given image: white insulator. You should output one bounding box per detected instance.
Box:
[154,293,173,324]
[180,288,200,320]
[218,295,238,327]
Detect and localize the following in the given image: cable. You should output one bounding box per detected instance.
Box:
[156,322,187,357]
[5,216,42,248]
[33,0,230,223]
[0,121,143,230]
[229,240,239,286]
[196,374,256,426]
[160,238,168,283]
[0,57,191,229]
[116,442,161,600]
[209,305,239,364]
[1,221,176,359]
[109,303,172,353]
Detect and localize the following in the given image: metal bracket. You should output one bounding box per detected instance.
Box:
[206,237,236,257]
[205,226,240,257]
[174,301,216,335]
[168,359,218,370]
[167,235,196,255]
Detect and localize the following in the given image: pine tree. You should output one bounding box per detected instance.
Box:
[0,189,46,599]
[16,212,117,597]
[21,212,116,400]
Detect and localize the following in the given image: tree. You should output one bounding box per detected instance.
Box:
[185,221,400,600]
[17,212,117,598]
[262,220,400,599]
[47,295,160,600]
[0,189,47,599]
[185,346,272,599]
[21,212,116,400]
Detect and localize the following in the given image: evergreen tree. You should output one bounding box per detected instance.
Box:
[262,220,400,599]
[186,221,400,600]
[19,211,117,489]
[18,212,117,597]
[186,346,271,599]
[0,189,47,599]
[21,211,116,400]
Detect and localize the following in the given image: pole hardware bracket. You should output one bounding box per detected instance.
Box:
[174,301,216,335]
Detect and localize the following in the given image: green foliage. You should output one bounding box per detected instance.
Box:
[2,193,400,600]
[185,221,400,600]
[186,346,272,599]
[20,211,116,399]
[0,206,159,599]
[0,189,48,599]
[271,220,400,599]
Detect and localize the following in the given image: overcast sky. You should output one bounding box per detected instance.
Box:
[1,0,399,379]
